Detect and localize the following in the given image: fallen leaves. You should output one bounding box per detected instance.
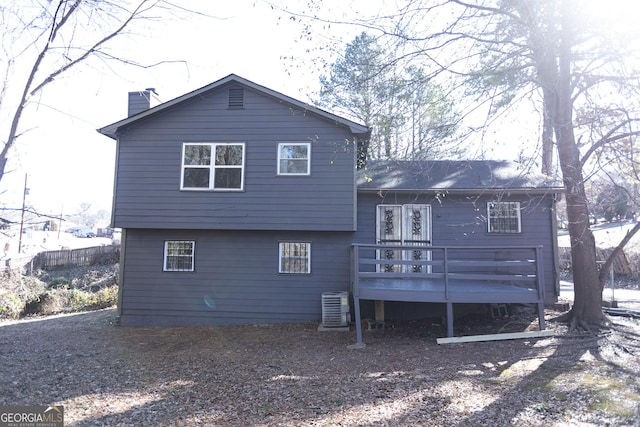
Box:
[1,309,639,426]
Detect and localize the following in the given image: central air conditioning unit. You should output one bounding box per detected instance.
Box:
[321,291,350,328]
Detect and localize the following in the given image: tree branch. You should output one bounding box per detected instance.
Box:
[0,0,163,184]
[598,221,640,288]
[580,119,640,166]
[29,1,158,97]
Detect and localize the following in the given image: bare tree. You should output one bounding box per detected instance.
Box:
[0,0,185,185]
[284,0,640,329]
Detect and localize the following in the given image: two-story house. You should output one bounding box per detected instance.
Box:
[99,74,562,338]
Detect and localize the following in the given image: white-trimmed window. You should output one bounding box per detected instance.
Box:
[277,143,310,175]
[279,242,311,274]
[181,143,245,190]
[487,201,521,234]
[164,240,195,272]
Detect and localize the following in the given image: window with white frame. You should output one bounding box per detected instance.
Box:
[163,240,195,271]
[277,143,310,175]
[181,143,245,190]
[487,201,521,234]
[279,242,311,274]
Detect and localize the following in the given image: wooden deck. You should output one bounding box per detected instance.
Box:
[350,244,546,346]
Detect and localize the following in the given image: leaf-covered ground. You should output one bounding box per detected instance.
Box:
[1,308,638,426]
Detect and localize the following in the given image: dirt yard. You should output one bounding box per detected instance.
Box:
[1,308,638,426]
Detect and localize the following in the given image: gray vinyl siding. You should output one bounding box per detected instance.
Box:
[118,228,353,327]
[118,191,559,327]
[354,191,559,304]
[112,85,357,231]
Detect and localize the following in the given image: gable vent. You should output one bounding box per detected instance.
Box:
[228,88,244,109]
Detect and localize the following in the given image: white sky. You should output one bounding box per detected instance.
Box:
[2,0,636,218]
[3,0,363,216]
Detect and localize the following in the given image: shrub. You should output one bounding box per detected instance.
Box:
[49,277,73,289]
[0,293,23,319]
[22,290,68,316]
[0,263,119,319]
[69,286,118,312]
[89,285,118,310]
[69,289,93,309]
[0,272,46,318]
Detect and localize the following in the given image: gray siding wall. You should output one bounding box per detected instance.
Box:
[113,84,357,231]
[119,228,353,327]
[118,190,559,326]
[354,191,559,305]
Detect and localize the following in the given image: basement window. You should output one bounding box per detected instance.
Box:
[164,240,195,272]
[279,242,311,274]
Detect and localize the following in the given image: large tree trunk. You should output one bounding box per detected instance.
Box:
[541,89,555,176]
[554,2,607,327]
[561,175,607,326]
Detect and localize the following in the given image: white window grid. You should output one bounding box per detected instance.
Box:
[487,201,522,234]
[181,142,245,191]
[164,240,195,272]
[277,142,310,175]
[279,242,311,274]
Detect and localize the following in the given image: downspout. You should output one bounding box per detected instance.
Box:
[110,133,123,320]
[550,192,561,299]
[116,228,126,322]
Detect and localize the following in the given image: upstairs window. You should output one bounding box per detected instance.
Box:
[487,201,521,234]
[279,242,311,274]
[181,143,245,191]
[164,240,195,272]
[278,143,310,175]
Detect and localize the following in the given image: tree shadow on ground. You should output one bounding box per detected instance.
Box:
[444,317,640,426]
[1,308,639,426]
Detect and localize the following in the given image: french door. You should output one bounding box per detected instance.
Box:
[376,204,432,273]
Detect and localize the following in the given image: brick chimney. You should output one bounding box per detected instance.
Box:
[127,88,160,117]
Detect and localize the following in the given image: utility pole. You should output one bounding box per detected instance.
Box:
[57,204,64,240]
[18,173,28,254]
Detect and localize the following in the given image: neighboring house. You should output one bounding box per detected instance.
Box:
[98,74,563,333]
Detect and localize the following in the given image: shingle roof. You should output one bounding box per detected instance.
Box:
[357,160,563,192]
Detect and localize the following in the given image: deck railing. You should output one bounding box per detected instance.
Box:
[349,244,546,345]
[351,243,544,301]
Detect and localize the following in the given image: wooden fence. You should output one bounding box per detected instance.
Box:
[558,246,631,275]
[33,245,120,270]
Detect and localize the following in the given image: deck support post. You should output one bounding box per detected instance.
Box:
[374,300,385,323]
[348,296,366,349]
[446,302,454,337]
[538,303,546,331]
[535,246,546,332]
